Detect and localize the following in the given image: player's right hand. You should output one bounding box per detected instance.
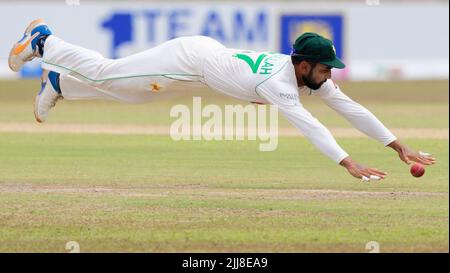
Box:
[339,156,387,180]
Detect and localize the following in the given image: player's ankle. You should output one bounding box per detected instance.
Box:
[31,24,53,57]
[48,71,61,94]
[36,35,50,57]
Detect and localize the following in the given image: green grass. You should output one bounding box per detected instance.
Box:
[0,133,448,252]
[0,80,448,252]
[0,133,448,192]
[0,80,448,128]
[0,192,447,252]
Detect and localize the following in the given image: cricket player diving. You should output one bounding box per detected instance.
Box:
[8,19,436,181]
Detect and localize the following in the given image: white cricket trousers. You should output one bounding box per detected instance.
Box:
[41,35,226,103]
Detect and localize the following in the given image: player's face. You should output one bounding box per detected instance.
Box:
[302,63,332,90]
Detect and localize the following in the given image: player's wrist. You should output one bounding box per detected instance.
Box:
[387,139,405,153]
[339,156,354,168]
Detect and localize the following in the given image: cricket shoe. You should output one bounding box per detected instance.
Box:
[9,18,53,72]
[34,70,63,123]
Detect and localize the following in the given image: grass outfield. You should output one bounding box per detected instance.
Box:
[0,79,448,128]
[0,80,448,252]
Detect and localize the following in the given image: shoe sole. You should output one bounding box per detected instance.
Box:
[8,18,45,72]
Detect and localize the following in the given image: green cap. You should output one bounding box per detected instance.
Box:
[291,32,345,69]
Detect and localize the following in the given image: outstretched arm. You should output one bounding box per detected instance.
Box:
[256,69,386,180]
[316,80,436,166]
[316,80,397,146]
[275,103,387,180]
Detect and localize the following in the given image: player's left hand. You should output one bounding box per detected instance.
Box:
[388,140,436,165]
[397,147,436,165]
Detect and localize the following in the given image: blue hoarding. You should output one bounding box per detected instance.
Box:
[280,15,344,59]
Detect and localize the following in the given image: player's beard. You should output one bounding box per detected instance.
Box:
[302,71,326,90]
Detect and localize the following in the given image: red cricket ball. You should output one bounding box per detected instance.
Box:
[410,163,425,178]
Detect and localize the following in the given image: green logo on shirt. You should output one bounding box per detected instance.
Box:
[233,52,281,75]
